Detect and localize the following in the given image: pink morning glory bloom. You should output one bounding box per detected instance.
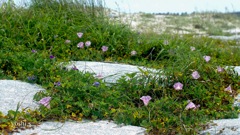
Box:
[39,97,51,109]
[203,56,211,62]
[185,100,200,110]
[77,32,83,38]
[192,71,200,79]
[217,66,224,72]
[131,50,137,56]
[77,42,84,48]
[102,46,108,52]
[173,82,183,90]
[72,65,78,70]
[65,40,71,44]
[140,95,152,106]
[85,41,91,47]
[190,46,195,51]
[95,73,104,79]
[224,85,232,93]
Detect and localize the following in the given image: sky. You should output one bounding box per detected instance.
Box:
[8,0,240,13]
[103,0,240,13]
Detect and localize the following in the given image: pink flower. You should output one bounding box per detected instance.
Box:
[77,32,83,38]
[192,71,200,79]
[224,85,232,93]
[203,56,211,62]
[65,40,71,44]
[217,66,224,72]
[131,50,137,56]
[39,97,51,109]
[173,82,183,90]
[101,46,108,52]
[185,100,200,110]
[85,41,91,47]
[190,46,195,51]
[95,73,104,79]
[140,96,152,106]
[77,42,84,48]
[72,65,78,70]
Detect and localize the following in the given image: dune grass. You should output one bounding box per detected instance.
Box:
[119,11,240,35]
[0,0,240,134]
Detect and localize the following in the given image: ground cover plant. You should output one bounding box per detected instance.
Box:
[0,0,240,134]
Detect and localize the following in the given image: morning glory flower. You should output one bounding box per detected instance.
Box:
[190,46,195,51]
[224,85,232,93]
[54,81,61,86]
[85,41,91,47]
[27,75,36,81]
[192,71,200,79]
[101,46,108,52]
[93,82,100,87]
[131,50,137,56]
[185,100,200,110]
[77,42,84,48]
[72,65,78,70]
[65,40,71,44]
[173,82,183,90]
[217,66,224,72]
[50,55,55,59]
[77,32,83,38]
[39,97,51,109]
[31,49,37,53]
[140,95,152,106]
[95,73,104,79]
[203,56,211,62]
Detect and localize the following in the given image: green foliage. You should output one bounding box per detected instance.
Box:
[0,0,240,134]
[140,13,155,19]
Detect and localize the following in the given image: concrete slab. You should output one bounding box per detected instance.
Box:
[200,117,240,135]
[65,61,162,83]
[0,80,44,115]
[209,35,240,40]
[13,120,146,135]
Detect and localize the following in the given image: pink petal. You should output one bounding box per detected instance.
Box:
[140,96,152,106]
[217,66,224,72]
[190,46,195,51]
[173,82,183,90]
[185,101,200,110]
[224,85,232,93]
[203,56,211,62]
[85,41,91,47]
[39,97,51,108]
[192,71,200,79]
[131,50,137,56]
[77,42,84,48]
[77,32,83,38]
